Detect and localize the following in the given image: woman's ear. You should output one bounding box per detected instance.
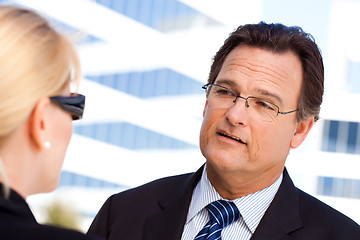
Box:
[290,117,315,149]
[28,97,51,150]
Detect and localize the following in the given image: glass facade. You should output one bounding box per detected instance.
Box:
[317,176,360,199]
[322,120,360,154]
[95,0,221,32]
[86,68,203,98]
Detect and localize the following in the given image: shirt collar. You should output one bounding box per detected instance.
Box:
[186,166,221,223]
[233,173,283,233]
[186,165,283,233]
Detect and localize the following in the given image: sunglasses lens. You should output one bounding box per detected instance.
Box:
[50,94,85,120]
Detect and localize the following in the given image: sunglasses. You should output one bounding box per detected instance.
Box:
[49,93,85,120]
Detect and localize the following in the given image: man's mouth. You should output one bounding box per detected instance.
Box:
[218,131,246,144]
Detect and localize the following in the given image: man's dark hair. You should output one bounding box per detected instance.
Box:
[208,22,324,122]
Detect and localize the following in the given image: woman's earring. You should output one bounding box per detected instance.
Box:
[44,141,51,149]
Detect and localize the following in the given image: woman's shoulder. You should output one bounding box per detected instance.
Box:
[0,222,103,240]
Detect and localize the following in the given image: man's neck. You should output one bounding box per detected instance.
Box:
[206,164,284,200]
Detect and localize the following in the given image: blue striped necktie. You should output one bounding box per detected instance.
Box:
[194,200,240,240]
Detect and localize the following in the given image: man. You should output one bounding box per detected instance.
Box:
[88,22,360,240]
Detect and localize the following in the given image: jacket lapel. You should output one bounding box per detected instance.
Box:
[143,166,204,240]
[250,168,303,240]
[143,167,303,240]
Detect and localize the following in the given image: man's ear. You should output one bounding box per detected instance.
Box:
[290,117,315,149]
[203,100,209,117]
[28,97,51,150]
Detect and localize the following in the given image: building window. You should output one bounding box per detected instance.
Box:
[317,176,360,199]
[322,120,360,154]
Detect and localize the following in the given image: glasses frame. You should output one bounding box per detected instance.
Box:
[202,83,299,117]
[49,93,85,120]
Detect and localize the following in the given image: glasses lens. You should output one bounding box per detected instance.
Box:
[203,84,280,122]
[207,85,236,107]
[50,94,85,120]
[247,97,277,122]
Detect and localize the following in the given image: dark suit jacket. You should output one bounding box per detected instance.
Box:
[88,166,360,240]
[0,186,102,240]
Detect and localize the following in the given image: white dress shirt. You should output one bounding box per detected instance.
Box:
[181,165,283,240]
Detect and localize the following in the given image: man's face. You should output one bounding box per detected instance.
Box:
[200,45,313,192]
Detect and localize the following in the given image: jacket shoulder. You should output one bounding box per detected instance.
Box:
[87,170,201,239]
[112,171,195,202]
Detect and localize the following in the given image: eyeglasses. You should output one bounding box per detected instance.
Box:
[202,84,298,122]
[50,93,85,120]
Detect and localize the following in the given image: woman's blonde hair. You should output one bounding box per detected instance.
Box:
[0,5,81,194]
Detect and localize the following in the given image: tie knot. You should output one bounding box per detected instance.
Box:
[206,200,240,228]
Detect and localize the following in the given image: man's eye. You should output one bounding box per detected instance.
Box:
[255,100,275,111]
[215,88,235,97]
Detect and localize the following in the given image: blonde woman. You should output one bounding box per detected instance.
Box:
[0,5,102,240]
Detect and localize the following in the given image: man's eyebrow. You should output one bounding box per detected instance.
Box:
[214,79,238,88]
[254,88,283,105]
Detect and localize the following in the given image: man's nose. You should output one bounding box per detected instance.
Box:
[225,97,248,126]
